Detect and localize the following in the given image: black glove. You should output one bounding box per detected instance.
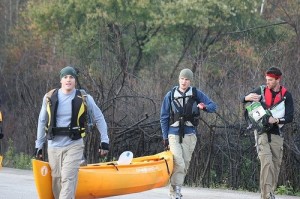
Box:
[0,133,3,139]
[262,115,270,126]
[163,139,169,150]
[100,142,109,150]
[34,148,43,160]
[99,142,109,157]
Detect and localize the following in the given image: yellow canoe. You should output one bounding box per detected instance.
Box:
[32,151,173,199]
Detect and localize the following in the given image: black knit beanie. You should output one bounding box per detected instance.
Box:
[60,66,78,79]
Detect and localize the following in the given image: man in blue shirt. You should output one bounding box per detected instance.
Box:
[160,68,217,199]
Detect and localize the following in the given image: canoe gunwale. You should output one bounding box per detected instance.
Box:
[86,157,168,168]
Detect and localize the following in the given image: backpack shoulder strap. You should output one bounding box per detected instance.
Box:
[45,89,57,104]
[78,89,94,129]
[169,87,177,114]
[170,86,177,101]
[79,89,88,106]
[192,87,200,103]
[260,85,266,103]
[46,89,56,98]
[170,86,197,102]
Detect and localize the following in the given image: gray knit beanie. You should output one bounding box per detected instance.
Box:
[60,66,78,79]
[179,68,193,80]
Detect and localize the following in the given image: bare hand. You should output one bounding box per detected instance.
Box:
[268,117,278,124]
[99,149,109,157]
[37,154,43,160]
[245,93,261,102]
[197,103,206,110]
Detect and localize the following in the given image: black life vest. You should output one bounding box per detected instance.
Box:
[169,86,200,127]
[45,89,87,140]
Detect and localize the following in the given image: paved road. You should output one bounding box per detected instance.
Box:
[0,167,37,199]
[0,167,299,199]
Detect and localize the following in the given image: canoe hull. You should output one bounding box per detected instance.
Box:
[32,151,173,199]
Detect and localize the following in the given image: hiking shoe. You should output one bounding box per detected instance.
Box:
[169,192,182,199]
[267,192,275,199]
[169,185,182,199]
[169,194,181,199]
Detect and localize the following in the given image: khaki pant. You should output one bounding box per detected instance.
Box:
[168,134,197,193]
[258,133,283,199]
[48,143,84,199]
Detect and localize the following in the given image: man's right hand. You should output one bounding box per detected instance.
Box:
[34,148,43,160]
[99,142,109,157]
[245,93,261,102]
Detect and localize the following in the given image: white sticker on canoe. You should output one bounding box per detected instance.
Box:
[136,166,159,173]
[41,166,48,176]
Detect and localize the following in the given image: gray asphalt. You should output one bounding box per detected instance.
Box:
[0,167,38,199]
[0,167,299,199]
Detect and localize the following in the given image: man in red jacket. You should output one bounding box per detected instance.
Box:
[242,67,294,199]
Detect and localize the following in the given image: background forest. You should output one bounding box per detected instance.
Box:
[0,0,300,194]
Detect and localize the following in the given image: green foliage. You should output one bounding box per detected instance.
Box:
[3,139,32,170]
[3,139,15,166]
[3,0,300,193]
[275,185,295,196]
[239,157,258,191]
[23,0,262,73]
[295,192,300,197]
[14,153,32,170]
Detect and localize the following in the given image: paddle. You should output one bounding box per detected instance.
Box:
[117,151,133,165]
